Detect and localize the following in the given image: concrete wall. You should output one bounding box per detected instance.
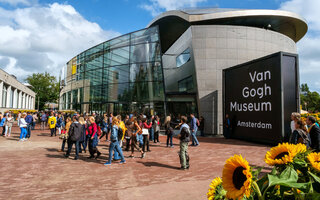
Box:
[191,25,297,135]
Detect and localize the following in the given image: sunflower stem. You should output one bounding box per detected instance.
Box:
[252,181,263,200]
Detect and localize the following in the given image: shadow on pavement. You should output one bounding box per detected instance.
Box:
[195,137,271,147]
[137,161,180,170]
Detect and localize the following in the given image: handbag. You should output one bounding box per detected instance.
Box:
[142,128,149,135]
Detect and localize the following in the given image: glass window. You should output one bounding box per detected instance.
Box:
[85,68,103,86]
[178,76,194,92]
[176,48,191,68]
[130,62,163,83]
[104,47,130,66]
[108,34,130,49]
[131,26,159,45]
[130,43,161,63]
[103,65,130,84]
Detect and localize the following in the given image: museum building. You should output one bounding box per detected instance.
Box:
[59,8,308,135]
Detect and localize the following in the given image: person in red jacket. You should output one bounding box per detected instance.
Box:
[87,116,101,159]
[141,118,152,154]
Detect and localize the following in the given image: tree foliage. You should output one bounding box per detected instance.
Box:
[25,72,59,110]
[300,83,320,112]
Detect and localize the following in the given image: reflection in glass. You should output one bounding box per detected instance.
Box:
[176,48,191,68]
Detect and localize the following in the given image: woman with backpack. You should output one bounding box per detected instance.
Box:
[104,118,126,166]
[87,116,101,159]
[289,119,310,148]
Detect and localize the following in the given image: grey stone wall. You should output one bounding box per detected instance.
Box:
[191,25,297,135]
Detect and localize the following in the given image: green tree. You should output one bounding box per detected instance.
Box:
[300,83,320,112]
[25,72,59,110]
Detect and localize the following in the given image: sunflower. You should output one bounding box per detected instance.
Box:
[265,143,299,166]
[307,152,320,172]
[222,155,252,200]
[207,177,222,200]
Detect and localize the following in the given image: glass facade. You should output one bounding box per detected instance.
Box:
[60,26,165,116]
[176,48,190,68]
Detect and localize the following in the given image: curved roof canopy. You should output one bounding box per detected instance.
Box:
[148,8,308,53]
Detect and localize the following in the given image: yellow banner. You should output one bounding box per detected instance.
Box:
[72,65,77,75]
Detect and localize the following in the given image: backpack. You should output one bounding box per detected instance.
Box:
[118,127,124,141]
[69,123,82,142]
[97,126,102,137]
[196,118,200,127]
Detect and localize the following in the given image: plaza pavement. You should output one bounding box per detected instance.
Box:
[0,125,271,200]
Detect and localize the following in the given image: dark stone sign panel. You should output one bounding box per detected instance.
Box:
[223,52,299,145]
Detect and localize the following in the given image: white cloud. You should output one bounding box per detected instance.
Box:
[0,0,36,6]
[280,0,320,92]
[141,0,207,17]
[0,3,120,82]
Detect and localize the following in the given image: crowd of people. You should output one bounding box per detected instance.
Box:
[0,110,203,170]
[289,112,320,152]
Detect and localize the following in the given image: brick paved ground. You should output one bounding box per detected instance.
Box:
[0,124,271,200]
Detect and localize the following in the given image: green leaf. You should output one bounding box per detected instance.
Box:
[308,171,320,184]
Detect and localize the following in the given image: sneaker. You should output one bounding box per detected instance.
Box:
[19,139,24,142]
[119,160,126,164]
[24,138,28,141]
[170,146,174,148]
[195,144,200,147]
[104,162,111,166]
[64,154,69,158]
[74,157,78,160]
[129,155,134,158]
[141,152,146,158]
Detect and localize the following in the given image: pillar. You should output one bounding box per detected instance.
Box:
[0,81,3,107]
[6,86,11,108]
[13,88,18,108]
[18,91,22,108]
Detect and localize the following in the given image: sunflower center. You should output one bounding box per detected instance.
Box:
[233,167,247,190]
[274,152,289,160]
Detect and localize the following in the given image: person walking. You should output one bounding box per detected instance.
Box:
[104,118,126,166]
[65,116,82,160]
[0,114,6,136]
[153,116,160,143]
[32,113,38,130]
[307,116,320,152]
[25,112,33,138]
[190,114,199,146]
[149,116,155,142]
[41,112,47,130]
[78,117,87,153]
[5,113,14,137]
[48,113,57,137]
[142,118,152,154]
[199,116,205,137]
[127,117,145,158]
[56,114,63,135]
[178,116,191,170]
[87,116,101,159]
[114,115,126,160]
[99,114,109,141]
[59,117,71,152]
[165,116,174,148]
[19,113,28,141]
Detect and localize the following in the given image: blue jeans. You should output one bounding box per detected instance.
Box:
[66,140,79,159]
[137,134,143,146]
[191,128,199,145]
[108,141,125,163]
[149,128,154,141]
[19,127,27,139]
[167,134,173,147]
[31,122,35,130]
[114,140,123,160]
[26,124,32,138]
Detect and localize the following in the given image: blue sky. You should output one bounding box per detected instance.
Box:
[0,0,319,92]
